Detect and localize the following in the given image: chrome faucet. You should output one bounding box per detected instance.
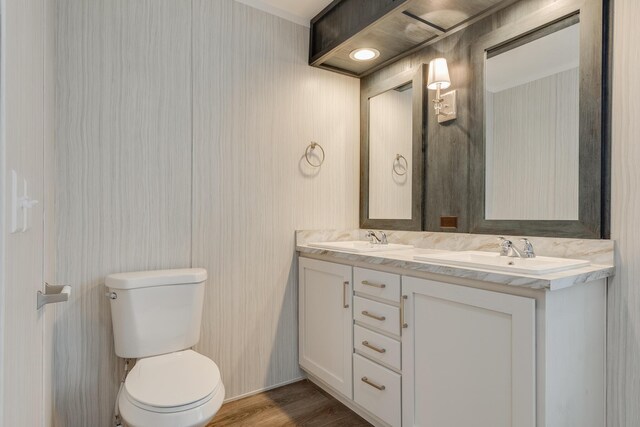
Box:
[498,237,535,258]
[366,230,388,245]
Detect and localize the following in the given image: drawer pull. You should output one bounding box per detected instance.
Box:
[343,281,350,308]
[361,280,386,289]
[362,310,386,321]
[400,295,408,329]
[362,340,386,353]
[361,376,386,391]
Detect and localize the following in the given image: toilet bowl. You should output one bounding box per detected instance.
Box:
[118,350,225,427]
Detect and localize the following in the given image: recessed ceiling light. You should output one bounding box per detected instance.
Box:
[349,48,380,61]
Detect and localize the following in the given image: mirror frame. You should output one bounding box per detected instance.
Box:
[360,64,425,230]
[469,0,607,238]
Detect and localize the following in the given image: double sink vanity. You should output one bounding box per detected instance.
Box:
[301,0,612,425]
[296,230,614,427]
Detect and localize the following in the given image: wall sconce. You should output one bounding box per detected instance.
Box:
[427,58,457,123]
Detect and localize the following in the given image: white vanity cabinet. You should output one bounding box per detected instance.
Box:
[298,257,353,399]
[298,254,606,427]
[401,277,536,427]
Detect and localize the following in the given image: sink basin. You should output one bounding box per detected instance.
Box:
[308,241,414,253]
[413,251,590,275]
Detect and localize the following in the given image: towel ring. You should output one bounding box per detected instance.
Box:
[393,154,408,176]
[305,142,325,168]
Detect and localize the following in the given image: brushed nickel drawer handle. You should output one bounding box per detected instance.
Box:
[400,295,408,329]
[343,281,349,308]
[361,376,386,391]
[362,340,386,353]
[361,280,386,289]
[362,310,386,321]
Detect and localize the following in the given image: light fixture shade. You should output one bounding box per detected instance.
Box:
[427,58,451,90]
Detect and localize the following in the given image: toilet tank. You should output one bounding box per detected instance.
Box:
[106,268,207,358]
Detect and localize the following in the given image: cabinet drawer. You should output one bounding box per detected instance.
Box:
[354,267,400,302]
[354,296,400,336]
[354,354,401,427]
[354,325,401,370]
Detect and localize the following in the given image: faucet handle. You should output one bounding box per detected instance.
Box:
[380,231,388,245]
[498,236,513,246]
[366,230,382,244]
[365,230,375,244]
[520,238,535,258]
[498,237,512,256]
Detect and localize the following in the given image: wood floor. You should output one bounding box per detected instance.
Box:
[207,380,372,426]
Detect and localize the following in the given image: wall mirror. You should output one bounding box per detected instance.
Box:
[470,2,605,238]
[360,65,425,230]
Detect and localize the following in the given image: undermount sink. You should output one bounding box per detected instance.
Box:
[308,241,414,253]
[413,251,590,275]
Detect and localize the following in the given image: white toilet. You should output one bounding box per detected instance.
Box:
[106,268,225,427]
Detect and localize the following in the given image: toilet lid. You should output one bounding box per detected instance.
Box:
[125,350,221,408]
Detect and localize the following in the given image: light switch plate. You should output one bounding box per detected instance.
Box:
[9,170,38,233]
[438,90,457,123]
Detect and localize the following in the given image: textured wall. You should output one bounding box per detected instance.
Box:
[608,0,640,425]
[191,0,359,400]
[55,1,193,425]
[54,0,359,425]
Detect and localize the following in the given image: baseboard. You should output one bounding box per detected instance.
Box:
[305,371,391,427]
[222,376,307,403]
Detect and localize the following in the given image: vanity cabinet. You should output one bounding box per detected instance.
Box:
[402,277,536,427]
[298,258,353,399]
[298,254,606,427]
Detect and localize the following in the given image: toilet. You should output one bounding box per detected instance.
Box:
[106,268,225,427]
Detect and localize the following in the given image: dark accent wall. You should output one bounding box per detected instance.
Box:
[361,0,592,233]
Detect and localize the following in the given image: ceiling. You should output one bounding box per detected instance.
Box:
[235,0,334,27]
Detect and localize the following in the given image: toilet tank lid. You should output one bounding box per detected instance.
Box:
[105,268,207,290]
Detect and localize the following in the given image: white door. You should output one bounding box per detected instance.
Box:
[299,257,353,398]
[402,277,536,427]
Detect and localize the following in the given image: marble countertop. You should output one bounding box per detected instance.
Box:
[296,244,615,291]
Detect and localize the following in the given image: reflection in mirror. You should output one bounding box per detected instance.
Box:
[485,21,580,220]
[368,83,413,219]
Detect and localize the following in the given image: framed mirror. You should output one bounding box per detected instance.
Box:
[470,1,606,238]
[360,65,425,230]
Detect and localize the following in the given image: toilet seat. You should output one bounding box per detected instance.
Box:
[125,349,221,409]
[119,350,225,427]
[124,388,215,414]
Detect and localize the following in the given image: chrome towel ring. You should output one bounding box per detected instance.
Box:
[305,142,325,168]
[393,154,408,176]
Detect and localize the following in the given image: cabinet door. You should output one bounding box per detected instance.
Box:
[402,277,535,427]
[299,257,353,398]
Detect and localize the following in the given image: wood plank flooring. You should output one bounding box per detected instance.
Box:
[207,380,372,426]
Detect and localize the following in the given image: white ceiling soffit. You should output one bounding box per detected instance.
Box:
[234,0,334,27]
